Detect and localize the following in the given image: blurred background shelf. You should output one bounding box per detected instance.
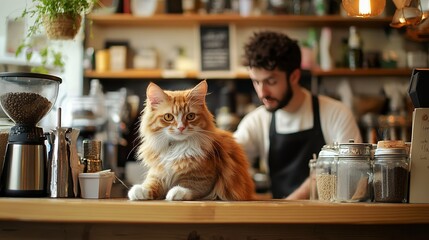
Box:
[87,14,393,28]
[84,68,413,80]
[311,68,413,77]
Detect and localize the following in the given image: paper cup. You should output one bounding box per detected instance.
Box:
[79,172,114,199]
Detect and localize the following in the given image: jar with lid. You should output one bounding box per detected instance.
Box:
[315,144,338,202]
[336,141,372,202]
[373,147,409,203]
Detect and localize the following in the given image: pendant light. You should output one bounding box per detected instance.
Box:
[390,6,423,28]
[390,0,424,28]
[342,0,387,17]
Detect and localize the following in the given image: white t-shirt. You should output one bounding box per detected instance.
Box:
[234,88,362,173]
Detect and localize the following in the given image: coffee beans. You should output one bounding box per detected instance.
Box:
[0,92,52,125]
[373,166,409,203]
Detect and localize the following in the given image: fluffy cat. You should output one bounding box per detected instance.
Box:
[128,80,255,201]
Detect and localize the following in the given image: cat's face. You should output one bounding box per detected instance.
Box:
[142,81,214,141]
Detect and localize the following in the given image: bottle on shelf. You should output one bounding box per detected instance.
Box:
[348,26,363,70]
[340,38,349,68]
[301,28,318,70]
[319,27,333,71]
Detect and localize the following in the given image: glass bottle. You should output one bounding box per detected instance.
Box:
[319,27,333,71]
[308,158,318,200]
[340,37,349,68]
[348,26,363,70]
[373,147,409,203]
[336,142,372,202]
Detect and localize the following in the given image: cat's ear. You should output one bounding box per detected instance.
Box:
[146,82,167,107]
[188,80,208,105]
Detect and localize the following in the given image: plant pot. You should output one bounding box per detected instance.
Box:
[43,14,82,40]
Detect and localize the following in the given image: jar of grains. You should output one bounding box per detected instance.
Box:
[373,145,409,203]
[315,144,339,202]
[336,141,372,202]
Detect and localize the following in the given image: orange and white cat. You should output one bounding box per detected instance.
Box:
[128,80,255,201]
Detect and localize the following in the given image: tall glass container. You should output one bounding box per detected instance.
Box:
[336,142,372,202]
[373,147,409,203]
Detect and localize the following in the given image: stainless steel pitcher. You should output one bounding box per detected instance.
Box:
[46,127,81,198]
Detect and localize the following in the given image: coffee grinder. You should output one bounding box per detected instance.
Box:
[0,72,61,197]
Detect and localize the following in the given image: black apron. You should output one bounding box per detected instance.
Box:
[268,96,326,199]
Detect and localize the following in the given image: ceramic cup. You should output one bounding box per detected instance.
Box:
[131,0,157,16]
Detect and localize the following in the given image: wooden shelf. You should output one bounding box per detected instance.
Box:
[85,69,245,79]
[84,68,413,80]
[85,69,188,79]
[87,13,392,28]
[311,68,413,77]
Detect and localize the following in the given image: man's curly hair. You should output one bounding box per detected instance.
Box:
[242,31,301,77]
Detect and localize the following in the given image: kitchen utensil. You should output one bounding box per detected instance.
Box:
[46,108,82,198]
[0,72,61,197]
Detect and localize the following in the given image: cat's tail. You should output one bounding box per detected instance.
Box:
[210,130,256,201]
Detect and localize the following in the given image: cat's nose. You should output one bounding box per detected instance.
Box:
[178,126,185,132]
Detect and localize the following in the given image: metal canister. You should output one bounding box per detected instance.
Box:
[315,143,339,202]
[336,141,372,202]
[373,146,409,203]
[82,139,102,173]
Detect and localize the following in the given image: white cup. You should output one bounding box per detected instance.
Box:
[79,171,114,199]
[131,0,157,16]
[239,0,253,17]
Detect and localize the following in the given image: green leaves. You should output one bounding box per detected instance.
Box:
[14,0,96,73]
[33,0,95,17]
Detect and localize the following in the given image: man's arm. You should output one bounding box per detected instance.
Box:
[285,177,310,200]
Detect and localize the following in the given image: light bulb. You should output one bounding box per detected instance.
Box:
[359,0,372,15]
[342,0,386,17]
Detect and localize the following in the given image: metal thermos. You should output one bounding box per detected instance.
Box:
[0,126,47,197]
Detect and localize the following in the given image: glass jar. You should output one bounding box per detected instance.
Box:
[308,158,318,200]
[315,144,338,202]
[336,142,372,202]
[373,147,409,203]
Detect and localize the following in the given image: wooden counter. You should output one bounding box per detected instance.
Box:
[0,198,429,239]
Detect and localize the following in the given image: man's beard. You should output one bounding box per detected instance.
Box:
[266,78,293,112]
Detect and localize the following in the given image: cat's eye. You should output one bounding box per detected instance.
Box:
[186,113,196,120]
[164,113,174,121]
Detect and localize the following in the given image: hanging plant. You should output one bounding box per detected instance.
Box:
[15,0,98,73]
[43,14,83,40]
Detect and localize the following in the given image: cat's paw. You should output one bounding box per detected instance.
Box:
[166,186,193,201]
[128,185,152,200]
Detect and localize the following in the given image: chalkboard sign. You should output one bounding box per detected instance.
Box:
[199,25,231,72]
